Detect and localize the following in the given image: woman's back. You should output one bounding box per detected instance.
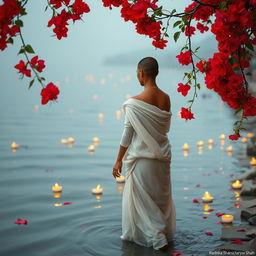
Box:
[131,87,170,112]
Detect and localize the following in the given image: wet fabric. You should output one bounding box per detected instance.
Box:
[120,98,176,250]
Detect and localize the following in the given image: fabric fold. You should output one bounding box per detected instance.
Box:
[120,98,176,250]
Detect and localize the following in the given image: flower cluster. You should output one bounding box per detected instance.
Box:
[101,0,168,49]
[48,0,90,40]
[0,0,22,50]
[14,56,45,78]
[175,0,256,138]
[203,0,256,120]
[41,82,60,105]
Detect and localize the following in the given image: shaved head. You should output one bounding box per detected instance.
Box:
[137,57,159,78]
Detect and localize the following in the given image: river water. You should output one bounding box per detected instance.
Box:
[0,65,245,256]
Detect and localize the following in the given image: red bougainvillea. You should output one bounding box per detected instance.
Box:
[1,0,256,138]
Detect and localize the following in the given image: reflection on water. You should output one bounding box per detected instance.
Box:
[0,66,245,255]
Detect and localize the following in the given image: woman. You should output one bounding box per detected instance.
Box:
[112,57,176,251]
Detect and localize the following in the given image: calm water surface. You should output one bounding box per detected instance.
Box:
[0,66,246,256]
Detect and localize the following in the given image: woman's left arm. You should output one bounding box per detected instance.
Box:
[112,145,128,178]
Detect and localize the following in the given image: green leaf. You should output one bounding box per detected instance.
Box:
[174,31,181,43]
[181,45,188,51]
[187,100,193,103]
[25,44,35,54]
[154,6,163,16]
[195,46,200,52]
[164,33,169,38]
[20,9,27,16]
[170,9,176,15]
[29,79,34,89]
[41,77,46,81]
[15,19,23,27]
[45,5,48,11]
[234,107,242,115]
[220,1,228,11]
[173,20,182,28]
[196,83,201,89]
[18,48,25,55]
[246,72,252,76]
[245,43,254,51]
[7,37,14,44]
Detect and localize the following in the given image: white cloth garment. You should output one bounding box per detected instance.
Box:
[119,98,176,250]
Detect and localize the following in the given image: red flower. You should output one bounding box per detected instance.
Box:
[0,0,23,50]
[30,56,45,73]
[208,209,214,212]
[231,239,243,245]
[243,95,256,117]
[152,38,168,49]
[176,51,192,66]
[185,25,195,36]
[72,0,90,20]
[234,202,241,207]
[172,252,183,256]
[196,60,208,73]
[229,134,240,140]
[49,0,70,9]
[177,83,191,96]
[14,60,31,77]
[180,107,195,120]
[63,202,72,205]
[236,229,246,232]
[15,218,28,225]
[196,22,209,33]
[215,212,225,217]
[102,0,124,9]
[193,199,200,204]
[202,216,208,219]
[196,184,203,187]
[40,82,60,105]
[205,232,213,236]
[47,9,70,40]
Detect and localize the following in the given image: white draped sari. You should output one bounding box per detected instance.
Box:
[119,98,176,250]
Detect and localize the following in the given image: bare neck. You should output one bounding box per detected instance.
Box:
[143,78,158,90]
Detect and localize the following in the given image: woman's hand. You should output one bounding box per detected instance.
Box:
[112,160,122,178]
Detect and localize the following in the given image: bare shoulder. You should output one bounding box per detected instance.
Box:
[131,93,143,100]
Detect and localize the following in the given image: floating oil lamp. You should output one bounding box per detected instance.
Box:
[241,137,247,143]
[60,138,68,144]
[68,137,74,143]
[219,134,225,140]
[221,214,234,224]
[53,192,62,198]
[116,110,121,120]
[208,139,214,144]
[247,133,254,138]
[116,175,126,183]
[250,157,256,166]
[232,180,243,189]
[202,191,214,203]
[98,113,104,120]
[226,146,233,152]
[93,137,99,143]
[204,204,211,212]
[182,143,190,151]
[208,144,213,150]
[183,150,189,157]
[92,184,103,195]
[198,147,203,155]
[52,183,62,192]
[11,142,19,149]
[88,145,95,153]
[197,141,204,147]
